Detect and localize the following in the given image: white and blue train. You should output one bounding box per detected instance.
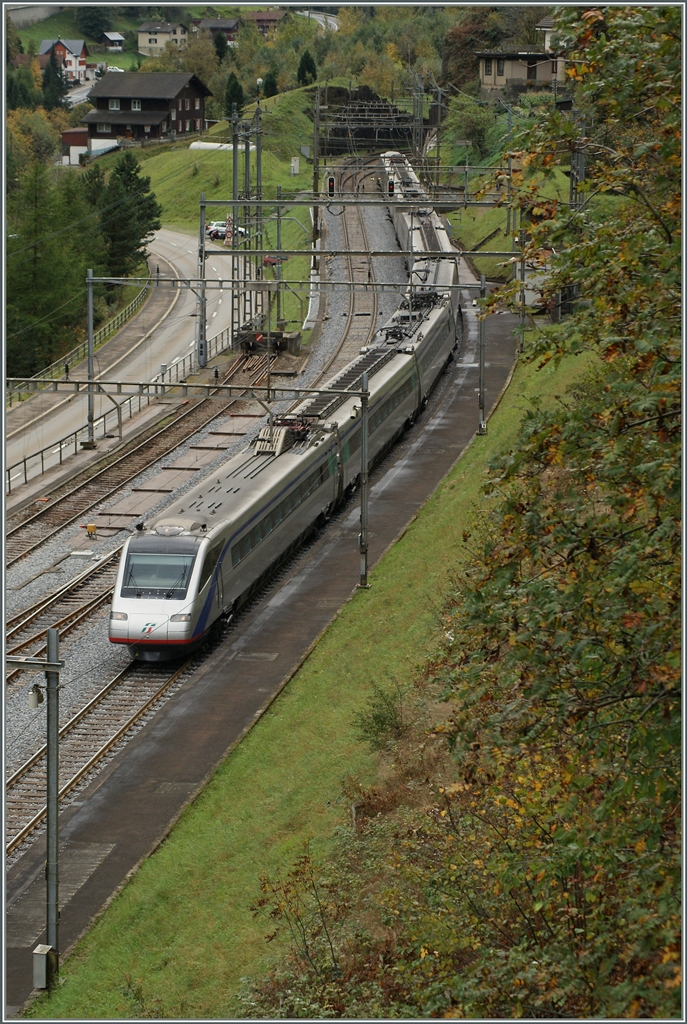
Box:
[109,154,462,660]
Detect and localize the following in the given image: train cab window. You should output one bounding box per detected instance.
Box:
[121,552,196,599]
[198,542,223,590]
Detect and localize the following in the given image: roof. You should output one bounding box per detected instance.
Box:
[242,9,286,22]
[82,109,170,127]
[39,38,86,56]
[197,18,239,30]
[138,22,186,32]
[103,32,125,41]
[12,53,50,69]
[536,16,556,30]
[87,72,211,100]
[476,50,553,59]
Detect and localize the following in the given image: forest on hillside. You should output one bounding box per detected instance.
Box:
[237,7,680,1018]
[5,5,546,376]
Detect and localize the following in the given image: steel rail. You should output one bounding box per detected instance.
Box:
[6,357,268,567]
[6,660,191,855]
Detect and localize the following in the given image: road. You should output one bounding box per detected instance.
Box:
[5,230,234,490]
[294,8,337,30]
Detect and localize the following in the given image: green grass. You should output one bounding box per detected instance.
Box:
[15,9,141,51]
[26,345,594,1019]
[447,166,572,282]
[89,85,324,335]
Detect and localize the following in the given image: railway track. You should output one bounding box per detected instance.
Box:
[5,551,122,685]
[6,659,192,855]
[5,158,391,858]
[6,354,267,568]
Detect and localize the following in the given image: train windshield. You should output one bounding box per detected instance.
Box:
[121,552,196,599]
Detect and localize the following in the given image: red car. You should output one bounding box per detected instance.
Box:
[263,254,289,266]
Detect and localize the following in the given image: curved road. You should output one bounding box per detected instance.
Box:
[6,229,233,489]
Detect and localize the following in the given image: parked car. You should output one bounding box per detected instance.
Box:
[208,224,248,241]
[263,254,289,266]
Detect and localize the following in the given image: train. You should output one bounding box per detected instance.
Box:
[109,153,462,660]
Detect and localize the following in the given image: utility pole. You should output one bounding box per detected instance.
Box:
[232,103,240,346]
[244,126,252,324]
[478,274,487,434]
[312,87,321,272]
[358,371,370,588]
[276,184,283,328]
[46,627,60,979]
[84,269,96,448]
[197,193,207,367]
[255,100,263,325]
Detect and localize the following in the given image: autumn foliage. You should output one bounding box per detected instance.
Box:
[245,8,680,1018]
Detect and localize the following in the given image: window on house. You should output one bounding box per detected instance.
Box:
[172,28,177,34]
[194,118,201,130]
[185,99,190,110]
[171,108,176,120]
[185,120,191,132]
[172,38,178,44]
[109,98,120,110]
[97,123,111,133]
[194,98,200,110]
[497,58,505,76]
[131,99,141,111]
[527,60,537,80]
[161,122,167,133]
[484,58,492,76]
[144,124,151,133]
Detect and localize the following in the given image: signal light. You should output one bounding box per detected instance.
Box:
[327,176,335,197]
[388,180,395,196]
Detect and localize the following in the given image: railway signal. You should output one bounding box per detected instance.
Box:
[388,180,394,196]
[328,175,335,197]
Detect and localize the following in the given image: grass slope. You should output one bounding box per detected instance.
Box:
[27,346,593,1019]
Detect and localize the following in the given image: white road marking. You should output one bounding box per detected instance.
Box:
[218,299,222,305]
[212,267,218,272]
[212,311,218,317]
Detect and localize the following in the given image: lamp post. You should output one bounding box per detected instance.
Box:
[9,630,64,989]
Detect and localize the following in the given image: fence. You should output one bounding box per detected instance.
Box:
[6,285,150,407]
[6,321,233,495]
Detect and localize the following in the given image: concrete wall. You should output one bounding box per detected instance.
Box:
[7,5,61,28]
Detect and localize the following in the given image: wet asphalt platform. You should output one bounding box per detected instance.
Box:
[6,306,519,1015]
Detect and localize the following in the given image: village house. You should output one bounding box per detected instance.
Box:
[241,9,286,37]
[12,52,50,72]
[137,21,188,57]
[60,125,89,165]
[82,72,211,145]
[192,17,239,43]
[39,37,89,81]
[476,15,565,98]
[101,31,125,52]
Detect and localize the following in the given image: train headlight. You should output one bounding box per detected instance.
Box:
[110,611,128,620]
[170,613,191,622]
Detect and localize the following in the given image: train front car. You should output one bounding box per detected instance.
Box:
[109,523,211,660]
[109,420,341,662]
